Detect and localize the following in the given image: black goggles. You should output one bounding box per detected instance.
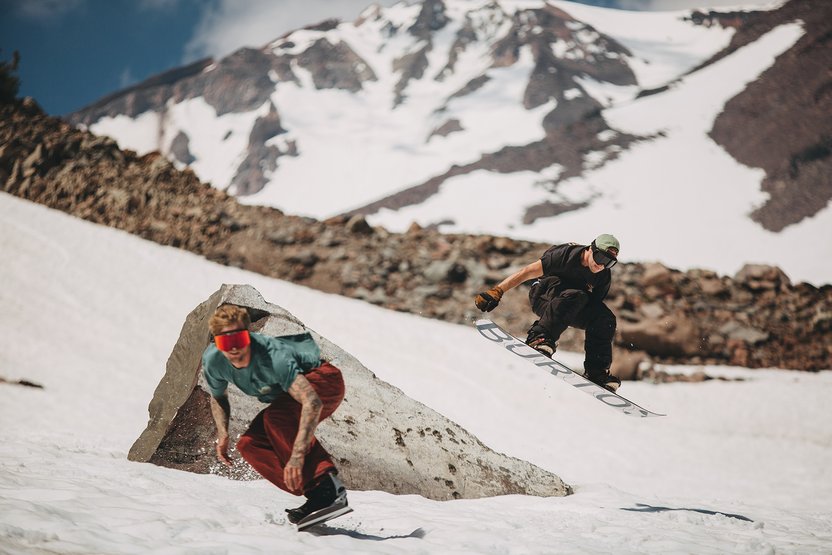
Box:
[591,242,618,269]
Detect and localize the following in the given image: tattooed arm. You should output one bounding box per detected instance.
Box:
[209,393,233,467]
[284,374,324,492]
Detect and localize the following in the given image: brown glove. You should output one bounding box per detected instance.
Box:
[474,285,504,312]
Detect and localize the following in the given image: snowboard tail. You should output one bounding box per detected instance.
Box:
[296,502,353,531]
[476,319,665,418]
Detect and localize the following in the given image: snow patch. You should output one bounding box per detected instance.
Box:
[1,190,830,554]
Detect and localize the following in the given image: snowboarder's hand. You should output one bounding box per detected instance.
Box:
[285,454,304,493]
[216,435,233,467]
[474,286,504,312]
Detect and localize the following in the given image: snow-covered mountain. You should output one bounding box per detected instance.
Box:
[70,0,832,284]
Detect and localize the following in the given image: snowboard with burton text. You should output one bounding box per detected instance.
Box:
[476,319,665,418]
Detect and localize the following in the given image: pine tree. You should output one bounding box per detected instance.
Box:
[0,50,21,105]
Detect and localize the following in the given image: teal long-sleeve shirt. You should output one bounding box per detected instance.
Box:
[202,332,322,403]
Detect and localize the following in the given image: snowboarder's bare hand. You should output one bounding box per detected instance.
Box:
[285,454,304,493]
[216,436,233,467]
[474,286,504,312]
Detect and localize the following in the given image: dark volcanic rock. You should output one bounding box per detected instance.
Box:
[409,0,450,38]
[71,48,280,124]
[295,38,377,92]
[169,131,195,166]
[230,102,289,195]
[131,284,571,500]
[69,58,213,121]
[707,0,832,231]
[429,118,464,139]
[391,0,451,105]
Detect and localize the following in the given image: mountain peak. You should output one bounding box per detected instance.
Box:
[68,0,831,284]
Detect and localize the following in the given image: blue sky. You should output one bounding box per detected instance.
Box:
[1,0,777,116]
[1,0,405,114]
[0,0,193,115]
[1,0,205,114]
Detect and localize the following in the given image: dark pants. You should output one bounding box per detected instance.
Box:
[236,361,345,495]
[529,283,616,379]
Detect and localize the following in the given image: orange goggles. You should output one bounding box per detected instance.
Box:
[214,329,251,352]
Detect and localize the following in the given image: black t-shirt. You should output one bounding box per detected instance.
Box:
[538,243,611,302]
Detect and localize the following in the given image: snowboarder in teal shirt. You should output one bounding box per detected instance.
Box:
[202,304,351,528]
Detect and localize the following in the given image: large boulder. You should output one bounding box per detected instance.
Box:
[129,284,571,500]
[618,311,702,357]
[734,264,791,291]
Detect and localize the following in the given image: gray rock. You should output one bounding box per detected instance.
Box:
[641,262,674,288]
[719,321,770,345]
[346,214,374,235]
[618,311,702,357]
[734,264,791,290]
[639,302,665,320]
[129,284,571,500]
[296,38,377,92]
[230,103,286,195]
[422,259,469,284]
[611,348,650,381]
[169,131,196,166]
[423,260,452,283]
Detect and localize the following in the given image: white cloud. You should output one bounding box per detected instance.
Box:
[620,0,786,9]
[13,0,85,21]
[10,0,190,21]
[182,0,399,62]
[119,66,136,88]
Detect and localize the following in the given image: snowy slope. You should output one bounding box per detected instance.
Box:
[2,192,831,554]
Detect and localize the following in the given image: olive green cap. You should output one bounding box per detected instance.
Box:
[593,234,620,254]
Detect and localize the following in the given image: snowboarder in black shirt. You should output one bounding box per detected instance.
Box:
[474,234,622,392]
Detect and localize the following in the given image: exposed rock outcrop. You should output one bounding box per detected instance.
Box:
[130,284,571,500]
[706,0,832,231]
[294,38,377,92]
[229,102,289,195]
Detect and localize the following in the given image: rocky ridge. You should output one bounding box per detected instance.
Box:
[2,98,830,374]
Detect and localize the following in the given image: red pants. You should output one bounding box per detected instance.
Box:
[236,361,344,495]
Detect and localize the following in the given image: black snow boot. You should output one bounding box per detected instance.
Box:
[525,321,557,357]
[586,370,621,393]
[285,472,349,526]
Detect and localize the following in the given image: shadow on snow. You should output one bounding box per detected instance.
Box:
[307,525,426,540]
[621,503,753,522]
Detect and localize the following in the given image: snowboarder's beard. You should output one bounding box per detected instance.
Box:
[223,347,250,368]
